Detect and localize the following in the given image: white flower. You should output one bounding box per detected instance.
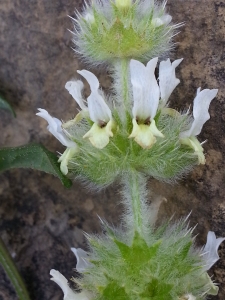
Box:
[78,70,114,149]
[202,231,225,271]
[36,109,76,148]
[36,109,78,175]
[71,248,90,273]
[129,58,164,149]
[180,88,218,164]
[65,70,114,149]
[50,269,90,300]
[159,58,183,107]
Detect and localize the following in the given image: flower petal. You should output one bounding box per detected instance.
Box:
[129,119,164,149]
[180,88,218,138]
[78,70,112,124]
[65,80,87,111]
[58,147,79,175]
[71,248,90,273]
[50,269,89,300]
[83,120,114,149]
[159,58,183,106]
[202,231,225,271]
[36,109,76,148]
[130,58,159,121]
[77,70,99,91]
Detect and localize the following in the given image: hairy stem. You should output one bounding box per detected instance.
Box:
[120,58,130,109]
[112,58,131,123]
[122,170,148,236]
[0,237,31,300]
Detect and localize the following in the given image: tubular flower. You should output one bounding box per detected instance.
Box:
[36,108,78,174]
[65,70,114,149]
[50,270,90,300]
[180,88,218,164]
[129,58,164,149]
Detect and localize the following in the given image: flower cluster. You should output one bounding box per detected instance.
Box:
[71,0,178,65]
[50,226,225,300]
[37,58,217,186]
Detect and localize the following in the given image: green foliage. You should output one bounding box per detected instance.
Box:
[0,144,72,188]
[73,0,175,65]
[0,237,31,300]
[0,95,16,117]
[76,220,211,300]
[66,110,197,189]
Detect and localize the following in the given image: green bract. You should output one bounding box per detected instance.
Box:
[72,0,177,65]
[75,219,214,300]
[66,110,197,188]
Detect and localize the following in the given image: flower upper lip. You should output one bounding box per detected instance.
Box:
[130,57,160,123]
[180,88,218,139]
[65,69,114,149]
[158,58,183,107]
[201,231,225,271]
[65,80,88,111]
[36,108,76,148]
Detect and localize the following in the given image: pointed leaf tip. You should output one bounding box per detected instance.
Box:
[0,143,72,188]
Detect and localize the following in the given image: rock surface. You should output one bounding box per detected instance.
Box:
[0,0,225,299]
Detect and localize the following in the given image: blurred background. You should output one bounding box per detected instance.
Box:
[0,0,225,299]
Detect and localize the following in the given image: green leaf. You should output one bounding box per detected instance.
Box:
[0,144,72,188]
[0,95,16,117]
[0,237,31,300]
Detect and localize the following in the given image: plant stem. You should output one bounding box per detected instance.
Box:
[112,58,130,123]
[0,237,31,300]
[129,170,143,233]
[122,170,148,236]
[120,58,130,109]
